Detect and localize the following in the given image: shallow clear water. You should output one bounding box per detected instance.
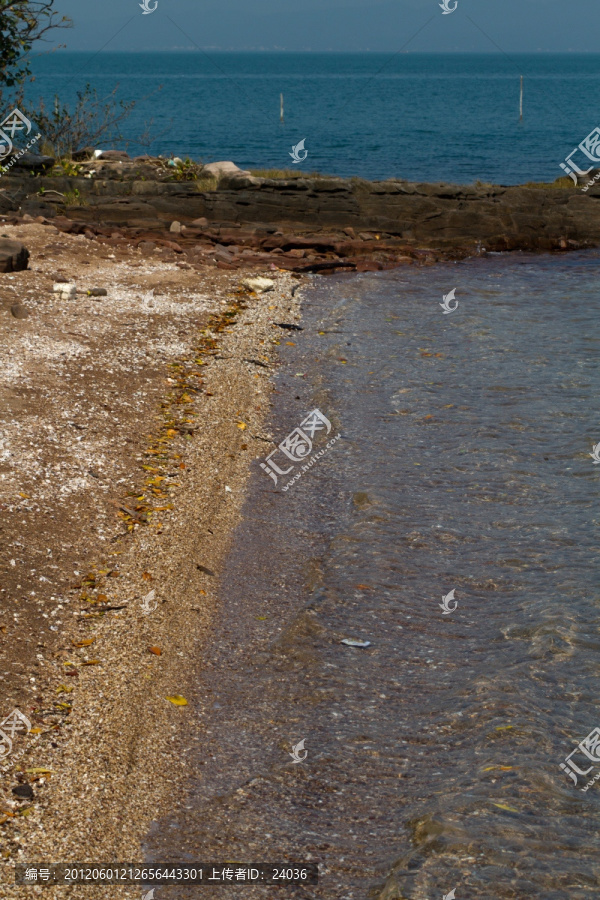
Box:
[147,250,600,899]
[26,52,600,183]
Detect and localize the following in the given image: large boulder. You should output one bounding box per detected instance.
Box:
[72,147,96,162]
[202,160,250,179]
[6,151,54,172]
[99,150,130,161]
[0,239,29,273]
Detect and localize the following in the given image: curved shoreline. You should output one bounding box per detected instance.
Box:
[0,220,304,896]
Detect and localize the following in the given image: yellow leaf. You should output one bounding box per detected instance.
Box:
[492,802,519,812]
[483,766,514,772]
[81,659,101,666]
[495,726,513,731]
[26,768,52,775]
[29,727,43,735]
[56,685,74,693]
[72,639,95,647]
[237,423,247,430]
[166,695,188,706]
[18,492,29,499]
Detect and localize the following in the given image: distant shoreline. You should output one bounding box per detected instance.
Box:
[31,49,600,55]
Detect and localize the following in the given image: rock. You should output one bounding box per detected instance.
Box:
[86,287,108,297]
[72,147,96,161]
[7,152,54,172]
[53,283,77,299]
[138,241,156,253]
[219,174,262,190]
[213,244,235,263]
[203,161,250,179]
[52,216,75,233]
[99,150,130,161]
[162,240,183,253]
[0,239,29,273]
[169,221,182,233]
[241,276,275,293]
[12,783,33,800]
[191,217,209,228]
[10,303,29,319]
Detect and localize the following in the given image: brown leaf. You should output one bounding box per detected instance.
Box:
[148,646,162,656]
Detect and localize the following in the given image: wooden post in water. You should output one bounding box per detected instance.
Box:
[519,76,523,121]
[280,93,284,124]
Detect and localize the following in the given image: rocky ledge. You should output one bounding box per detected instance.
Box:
[1,152,599,273]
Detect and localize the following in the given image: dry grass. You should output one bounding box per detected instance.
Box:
[194,175,218,192]
[522,178,579,190]
[250,168,327,180]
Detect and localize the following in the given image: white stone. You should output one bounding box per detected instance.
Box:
[203,160,250,178]
[241,277,275,293]
[53,283,77,299]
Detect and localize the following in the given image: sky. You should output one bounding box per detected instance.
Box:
[46,0,599,54]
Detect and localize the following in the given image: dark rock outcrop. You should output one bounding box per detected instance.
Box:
[6,152,55,172]
[0,238,29,273]
[2,163,600,264]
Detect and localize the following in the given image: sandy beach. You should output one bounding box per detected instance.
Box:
[0,219,305,897]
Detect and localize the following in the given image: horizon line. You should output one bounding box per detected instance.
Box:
[38,48,600,55]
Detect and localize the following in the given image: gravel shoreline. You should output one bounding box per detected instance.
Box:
[0,222,304,896]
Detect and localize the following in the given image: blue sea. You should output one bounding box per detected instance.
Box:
[22,52,600,183]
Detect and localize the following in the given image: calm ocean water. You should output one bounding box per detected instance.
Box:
[24,52,600,183]
[148,250,600,898]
